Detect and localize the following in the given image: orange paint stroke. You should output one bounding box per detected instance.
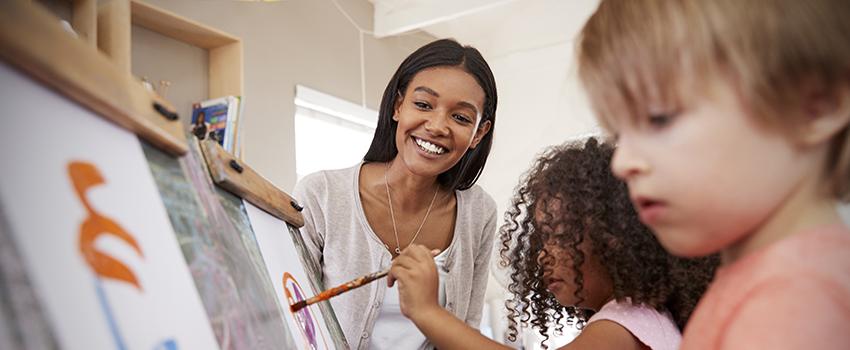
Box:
[283,272,329,349]
[69,161,144,290]
[282,272,297,304]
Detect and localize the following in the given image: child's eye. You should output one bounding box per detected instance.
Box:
[414,101,432,110]
[647,113,675,129]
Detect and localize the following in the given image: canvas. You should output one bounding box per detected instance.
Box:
[246,202,348,349]
[0,63,219,350]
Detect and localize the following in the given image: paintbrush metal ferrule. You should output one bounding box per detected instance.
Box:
[289,300,307,313]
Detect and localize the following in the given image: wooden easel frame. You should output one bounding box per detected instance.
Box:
[2,0,299,227]
[200,139,305,228]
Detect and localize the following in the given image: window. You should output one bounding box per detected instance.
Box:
[294,85,378,180]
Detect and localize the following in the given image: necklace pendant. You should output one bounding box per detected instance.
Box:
[395,247,401,254]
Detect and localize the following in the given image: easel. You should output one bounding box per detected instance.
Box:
[0,1,347,349]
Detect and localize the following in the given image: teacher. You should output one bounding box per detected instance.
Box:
[293,38,499,349]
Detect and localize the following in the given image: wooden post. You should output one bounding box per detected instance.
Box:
[97,0,131,72]
[72,0,97,47]
[209,41,244,98]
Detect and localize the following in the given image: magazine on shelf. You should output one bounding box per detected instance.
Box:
[191,95,242,154]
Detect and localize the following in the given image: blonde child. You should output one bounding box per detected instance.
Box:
[389,138,717,349]
[576,0,850,348]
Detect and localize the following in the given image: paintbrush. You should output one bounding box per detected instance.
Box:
[290,268,389,313]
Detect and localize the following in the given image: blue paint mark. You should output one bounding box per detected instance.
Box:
[94,278,127,350]
[154,339,178,350]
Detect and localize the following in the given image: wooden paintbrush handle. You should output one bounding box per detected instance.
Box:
[301,268,390,307]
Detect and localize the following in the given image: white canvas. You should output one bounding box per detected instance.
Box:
[0,63,220,350]
[245,202,337,350]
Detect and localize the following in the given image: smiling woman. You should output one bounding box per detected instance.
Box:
[291,38,499,350]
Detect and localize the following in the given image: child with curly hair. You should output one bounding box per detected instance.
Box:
[389,138,718,350]
[577,0,850,348]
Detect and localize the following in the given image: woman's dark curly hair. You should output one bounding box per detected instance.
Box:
[498,137,718,347]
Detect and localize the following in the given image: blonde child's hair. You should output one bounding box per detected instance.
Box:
[577,0,850,200]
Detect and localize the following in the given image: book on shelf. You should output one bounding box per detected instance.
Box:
[191,95,242,154]
[232,96,245,158]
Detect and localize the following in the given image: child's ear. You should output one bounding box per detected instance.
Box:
[800,85,850,146]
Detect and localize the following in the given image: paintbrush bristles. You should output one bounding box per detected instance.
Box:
[290,300,308,313]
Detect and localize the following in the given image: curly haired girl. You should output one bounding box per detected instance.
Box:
[388,137,718,350]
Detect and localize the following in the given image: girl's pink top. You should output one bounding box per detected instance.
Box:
[587,299,681,350]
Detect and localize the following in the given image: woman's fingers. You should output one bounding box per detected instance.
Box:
[388,263,411,287]
[392,254,416,269]
[402,244,436,261]
[387,271,396,287]
[389,244,440,287]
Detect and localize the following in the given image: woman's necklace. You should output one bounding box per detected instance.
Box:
[384,164,439,255]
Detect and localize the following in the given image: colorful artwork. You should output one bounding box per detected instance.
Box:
[70,161,145,349]
[142,139,297,349]
[0,63,219,349]
[69,161,179,350]
[283,272,329,349]
[71,161,144,288]
[244,202,347,349]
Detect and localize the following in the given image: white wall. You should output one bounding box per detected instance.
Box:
[417,1,601,342]
[419,0,601,221]
[478,42,600,219]
[135,0,435,191]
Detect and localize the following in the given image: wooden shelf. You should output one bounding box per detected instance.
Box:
[130,0,239,48]
[93,0,245,99]
[0,0,187,156]
[129,0,243,98]
[91,0,245,157]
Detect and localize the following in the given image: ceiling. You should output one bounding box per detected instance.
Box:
[371,0,600,59]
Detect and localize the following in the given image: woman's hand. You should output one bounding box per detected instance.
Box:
[388,245,511,350]
[387,244,441,322]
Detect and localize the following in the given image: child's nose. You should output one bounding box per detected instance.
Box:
[611,142,650,181]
